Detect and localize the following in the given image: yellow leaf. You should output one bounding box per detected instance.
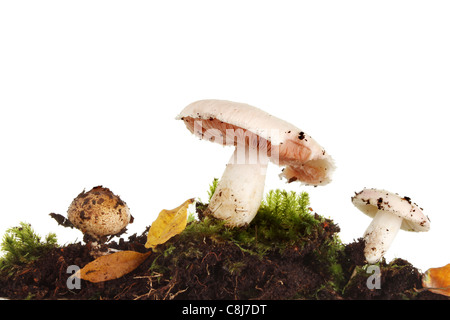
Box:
[77,250,151,283]
[422,263,450,297]
[145,198,194,249]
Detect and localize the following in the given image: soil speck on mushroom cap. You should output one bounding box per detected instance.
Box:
[298,132,305,140]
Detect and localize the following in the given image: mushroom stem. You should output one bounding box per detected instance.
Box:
[363,210,402,264]
[207,145,268,227]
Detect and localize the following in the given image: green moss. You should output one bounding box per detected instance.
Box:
[184,182,339,253]
[251,189,320,245]
[0,222,58,275]
[223,260,246,276]
[148,252,170,275]
[207,178,219,202]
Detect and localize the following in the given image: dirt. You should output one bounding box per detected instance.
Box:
[0,217,447,300]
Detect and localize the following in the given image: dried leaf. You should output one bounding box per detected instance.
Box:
[422,263,450,297]
[49,212,75,229]
[145,198,194,249]
[76,250,151,283]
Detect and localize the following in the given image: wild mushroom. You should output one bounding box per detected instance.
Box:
[67,186,133,255]
[351,188,430,264]
[177,99,335,227]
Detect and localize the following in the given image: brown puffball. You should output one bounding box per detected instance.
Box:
[67,186,132,241]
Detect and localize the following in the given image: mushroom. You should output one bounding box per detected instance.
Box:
[67,186,133,254]
[177,99,335,226]
[351,188,430,264]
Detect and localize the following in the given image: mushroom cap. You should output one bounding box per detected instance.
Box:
[177,99,335,186]
[67,186,132,240]
[351,188,430,232]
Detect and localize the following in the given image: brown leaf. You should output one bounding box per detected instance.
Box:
[76,250,151,283]
[422,263,450,297]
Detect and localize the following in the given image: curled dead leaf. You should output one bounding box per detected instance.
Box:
[75,250,151,283]
[422,263,450,297]
[145,198,195,249]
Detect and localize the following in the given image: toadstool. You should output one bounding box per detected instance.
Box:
[351,188,430,264]
[177,99,335,227]
[68,186,133,244]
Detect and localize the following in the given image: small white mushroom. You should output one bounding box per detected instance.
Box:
[351,188,430,264]
[177,99,335,227]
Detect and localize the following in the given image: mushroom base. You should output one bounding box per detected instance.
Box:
[207,146,268,227]
[363,210,402,264]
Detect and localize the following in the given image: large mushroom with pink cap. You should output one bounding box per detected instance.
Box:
[177,99,335,227]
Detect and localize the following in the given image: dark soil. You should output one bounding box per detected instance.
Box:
[0,214,447,300]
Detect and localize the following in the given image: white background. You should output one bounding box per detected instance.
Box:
[1,1,449,272]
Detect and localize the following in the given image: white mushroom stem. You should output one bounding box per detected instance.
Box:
[363,210,403,264]
[208,145,268,227]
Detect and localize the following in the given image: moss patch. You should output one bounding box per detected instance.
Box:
[0,222,57,277]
